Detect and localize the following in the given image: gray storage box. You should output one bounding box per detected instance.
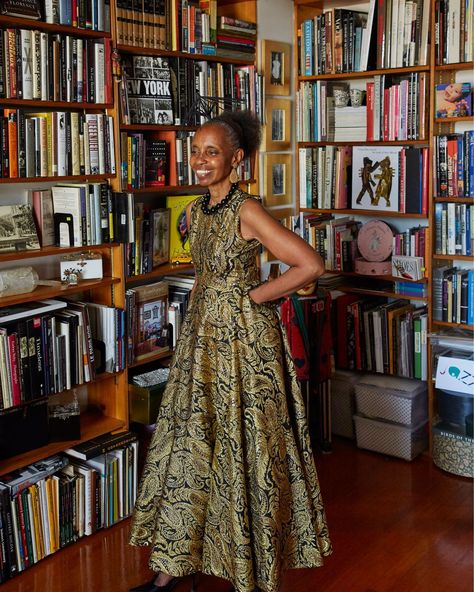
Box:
[353,414,428,461]
[331,371,361,439]
[355,375,427,427]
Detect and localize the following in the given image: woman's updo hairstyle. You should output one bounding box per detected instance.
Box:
[203,110,262,158]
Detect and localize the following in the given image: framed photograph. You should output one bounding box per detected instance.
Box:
[151,208,170,267]
[261,40,291,96]
[435,82,472,118]
[263,153,292,207]
[264,98,291,151]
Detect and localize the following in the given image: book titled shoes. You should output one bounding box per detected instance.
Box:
[0,0,41,19]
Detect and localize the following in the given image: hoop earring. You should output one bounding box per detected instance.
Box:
[229,166,239,184]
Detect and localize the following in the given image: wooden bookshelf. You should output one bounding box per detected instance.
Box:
[301,207,428,218]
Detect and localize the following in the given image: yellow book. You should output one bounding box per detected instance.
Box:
[28,484,44,561]
[166,194,199,263]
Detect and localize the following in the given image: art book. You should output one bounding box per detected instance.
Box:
[124,56,174,125]
[0,204,40,252]
[151,208,170,267]
[145,138,168,186]
[132,281,169,362]
[435,83,472,118]
[391,255,425,281]
[166,194,199,264]
[351,146,401,212]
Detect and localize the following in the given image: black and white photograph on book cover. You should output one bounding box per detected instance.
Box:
[0,204,40,252]
[351,146,401,212]
[125,55,174,125]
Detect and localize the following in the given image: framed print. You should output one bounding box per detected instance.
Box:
[261,40,291,96]
[263,153,292,207]
[264,98,291,151]
[151,208,170,267]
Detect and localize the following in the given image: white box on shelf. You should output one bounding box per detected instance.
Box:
[60,258,103,281]
[353,415,428,461]
[354,375,428,427]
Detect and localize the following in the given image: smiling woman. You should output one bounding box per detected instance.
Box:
[128,110,330,592]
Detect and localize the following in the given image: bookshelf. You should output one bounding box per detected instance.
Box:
[294,0,473,460]
[0,0,258,583]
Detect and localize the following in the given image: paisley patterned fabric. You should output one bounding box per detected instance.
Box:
[129,189,332,592]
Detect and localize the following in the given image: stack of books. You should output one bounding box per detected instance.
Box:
[216,16,257,60]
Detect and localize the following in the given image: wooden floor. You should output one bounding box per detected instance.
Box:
[2,437,472,592]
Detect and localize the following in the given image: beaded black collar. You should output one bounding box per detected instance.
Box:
[201,183,239,215]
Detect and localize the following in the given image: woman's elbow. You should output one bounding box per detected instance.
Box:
[307,253,325,281]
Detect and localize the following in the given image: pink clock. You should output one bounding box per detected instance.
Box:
[355,220,393,275]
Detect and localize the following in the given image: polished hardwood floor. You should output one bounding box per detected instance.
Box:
[2,437,472,592]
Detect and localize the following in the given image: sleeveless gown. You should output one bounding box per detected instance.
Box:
[129,189,332,592]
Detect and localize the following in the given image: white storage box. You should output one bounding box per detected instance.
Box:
[353,414,428,461]
[331,370,361,439]
[355,375,427,427]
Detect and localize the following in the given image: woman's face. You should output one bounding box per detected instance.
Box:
[443,83,462,102]
[190,124,237,190]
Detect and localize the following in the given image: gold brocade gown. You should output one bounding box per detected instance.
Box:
[129,189,332,592]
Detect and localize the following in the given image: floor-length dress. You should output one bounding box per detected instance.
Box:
[129,189,332,592]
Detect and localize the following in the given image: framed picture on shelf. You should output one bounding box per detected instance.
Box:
[263,153,291,207]
[151,208,170,267]
[264,98,291,151]
[261,40,291,96]
[435,82,472,118]
[351,146,401,212]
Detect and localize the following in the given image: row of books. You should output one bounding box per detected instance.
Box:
[392,226,429,259]
[0,110,116,179]
[434,202,473,256]
[333,293,428,379]
[0,29,112,103]
[216,16,257,61]
[43,0,111,31]
[432,266,474,325]
[434,0,473,64]
[296,74,427,143]
[0,433,137,582]
[298,0,429,76]
[120,55,263,127]
[0,299,125,410]
[298,145,429,215]
[433,132,474,198]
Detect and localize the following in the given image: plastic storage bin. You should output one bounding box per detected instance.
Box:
[354,375,428,426]
[353,414,428,461]
[330,370,361,439]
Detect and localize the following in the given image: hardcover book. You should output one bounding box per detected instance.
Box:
[351,146,401,212]
[124,56,174,125]
[132,281,169,361]
[0,204,40,253]
[166,194,199,264]
[435,83,472,118]
[0,0,41,19]
[145,138,168,186]
[391,255,425,281]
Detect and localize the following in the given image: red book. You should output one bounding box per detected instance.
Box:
[366,82,374,141]
[104,38,112,104]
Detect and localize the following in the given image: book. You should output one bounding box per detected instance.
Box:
[64,431,138,461]
[124,55,173,125]
[391,255,425,281]
[166,194,198,264]
[132,281,169,361]
[28,189,55,247]
[0,204,40,253]
[150,208,170,267]
[435,83,472,118]
[351,146,401,212]
[145,137,168,186]
[0,0,41,19]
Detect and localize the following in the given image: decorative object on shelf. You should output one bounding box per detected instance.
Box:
[349,88,366,107]
[0,266,39,297]
[261,40,291,96]
[263,98,291,151]
[333,87,350,108]
[355,220,393,276]
[263,153,292,207]
[0,204,40,253]
[352,146,402,212]
[48,391,81,441]
[129,367,170,425]
[183,92,246,126]
[60,252,104,283]
[435,82,472,118]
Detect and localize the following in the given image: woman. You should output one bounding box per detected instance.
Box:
[129,110,331,592]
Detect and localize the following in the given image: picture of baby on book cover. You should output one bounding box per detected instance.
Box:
[435,83,472,118]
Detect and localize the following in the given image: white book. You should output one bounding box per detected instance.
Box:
[21,29,33,100]
[37,479,51,557]
[71,463,95,536]
[83,115,91,175]
[51,185,83,246]
[96,113,105,174]
[390,0,399,68]
[396,0,406,67]
[418,0,430,65]
[55,112,67,175]
[447,0,461,63]
[359,0,376,71]
[44,0,56,22]
[31,30,41,100]
[85,114,99,174]
[107,116,116,174]
[94,42,105,103]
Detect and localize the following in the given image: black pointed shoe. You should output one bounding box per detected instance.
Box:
[129,574,197,592]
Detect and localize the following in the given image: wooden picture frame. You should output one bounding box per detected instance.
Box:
[263,153,292,207]
[264,98,291,151]
[262,40,291,96]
